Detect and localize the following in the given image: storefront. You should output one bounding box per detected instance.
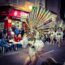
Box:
[4,8,29,32]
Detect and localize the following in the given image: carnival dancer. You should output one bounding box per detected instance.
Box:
[55,27,63,47]
[48,28,56,45]
[24,36,44,65]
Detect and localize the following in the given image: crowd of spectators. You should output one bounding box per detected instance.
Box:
[0,26,25,53]
[0,27,65,53]
[41,27,64,47]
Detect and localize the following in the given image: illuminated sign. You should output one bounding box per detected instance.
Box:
[10,9,29,19]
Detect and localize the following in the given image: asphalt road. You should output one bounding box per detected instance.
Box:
[0,40,65,65]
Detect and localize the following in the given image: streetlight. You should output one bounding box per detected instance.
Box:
[29,5,33,10]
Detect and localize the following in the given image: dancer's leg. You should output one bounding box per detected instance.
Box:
[24,56,31,65]
[31,54,38,65]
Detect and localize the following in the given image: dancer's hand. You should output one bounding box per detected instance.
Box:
[28,43,32,46]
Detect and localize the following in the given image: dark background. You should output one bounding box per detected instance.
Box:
[45,0,65,21]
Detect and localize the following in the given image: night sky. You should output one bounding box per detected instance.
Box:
[0,0,26,6]
[0,0,45,6]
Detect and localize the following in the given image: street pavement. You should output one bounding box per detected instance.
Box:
[0,40,65,65]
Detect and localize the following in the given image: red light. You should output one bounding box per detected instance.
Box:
[8,19,11,23]
[14,11,18,16]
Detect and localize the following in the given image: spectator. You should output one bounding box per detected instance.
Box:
[14,27,20,36]
[0,31,2,39]
[63,29,65,40]
[3,29,7,35]
[20,28,25,37]
[20,33,28,48]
